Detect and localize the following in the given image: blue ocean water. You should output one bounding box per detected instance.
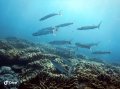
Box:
[0,0,120,63]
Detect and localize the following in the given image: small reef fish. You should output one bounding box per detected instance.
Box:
[32,27,57,36]
[40,11,62,21]
[51,59,68,74]
[55,22,73,28]
[77,22,102,30]
[75,43,92,49]
[49,40,71,45]
[92,51,111,54]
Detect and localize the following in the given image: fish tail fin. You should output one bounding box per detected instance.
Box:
[52,27,58,36]
[98,21,102,29]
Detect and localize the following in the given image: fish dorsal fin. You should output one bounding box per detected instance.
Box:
[98,21,102,29]
[52,27,58,36]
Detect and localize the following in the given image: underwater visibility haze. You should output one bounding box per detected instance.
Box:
[0,0,120,89]
[0,0,120,62]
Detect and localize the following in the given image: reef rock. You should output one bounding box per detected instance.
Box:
[0,37,120,89]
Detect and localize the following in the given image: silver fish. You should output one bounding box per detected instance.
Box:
[49,40,71,45]
[32,27,57,36]
[55,22,73,28]
[92,51,111,54]
[77,22,102,30]
[51,60,67,74]
[75,43,91,49]
[40,11,61,21]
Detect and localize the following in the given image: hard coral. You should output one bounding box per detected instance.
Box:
[19,72,79,89]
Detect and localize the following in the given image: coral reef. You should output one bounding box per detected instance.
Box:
[0,66,19,89]
[0,37,120,89]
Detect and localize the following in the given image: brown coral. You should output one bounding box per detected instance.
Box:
[0,37,120,89]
